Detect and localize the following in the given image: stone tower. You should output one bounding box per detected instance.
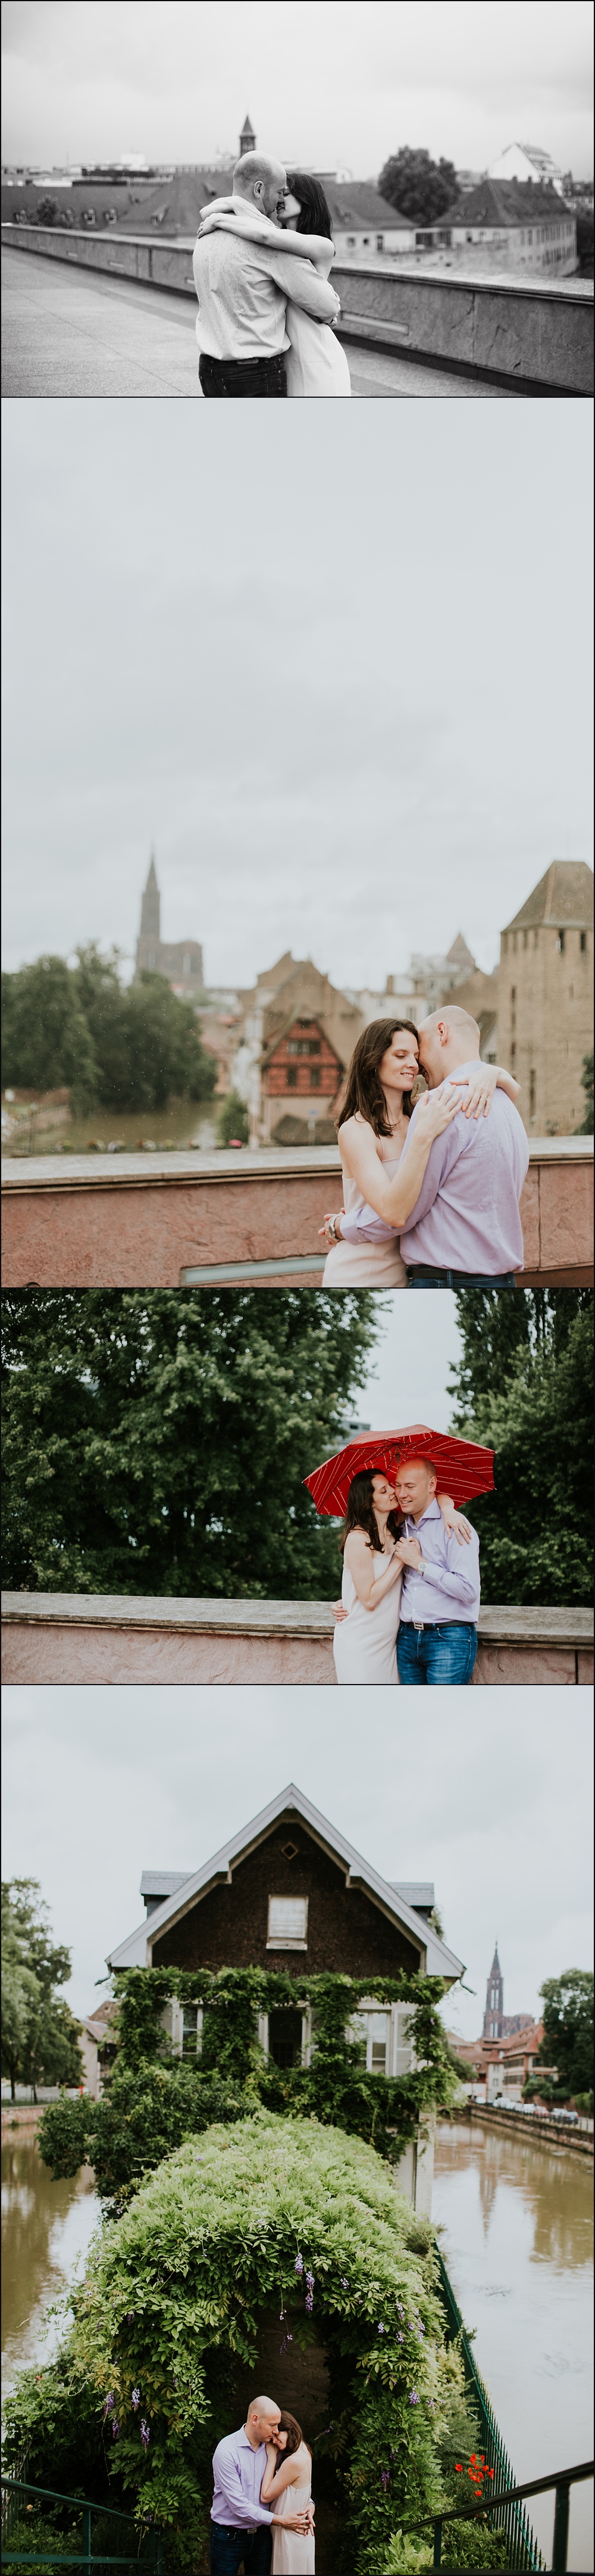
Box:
[239,114,256,157]
[498,859,593,1134]
[140,853,159,941]
[134,852,205,994]
[483,1942,504,2039]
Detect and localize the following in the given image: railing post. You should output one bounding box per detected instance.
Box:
[552,2479,570,2572]
[433,2516,442,2566]
[83,2505,92,2575]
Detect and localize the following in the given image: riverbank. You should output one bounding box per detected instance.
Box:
[452,2100,594,2156]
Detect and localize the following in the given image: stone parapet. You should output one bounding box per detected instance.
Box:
[1,1138,592,1289]
[2,1595,592,1688]
[459,2103,594,2156]
[2,227,593,394]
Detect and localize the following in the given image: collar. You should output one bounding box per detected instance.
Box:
[239,2428,264,2452]
[405,1498,441,1530]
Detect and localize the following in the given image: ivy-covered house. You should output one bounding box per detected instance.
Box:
[107,1784,464,2213]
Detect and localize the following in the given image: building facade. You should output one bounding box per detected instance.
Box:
[134,854,204,996]
[497,859,593,1134]
[419,177,577,275]
[232,953,363,1147]
[108,1786,464,2210]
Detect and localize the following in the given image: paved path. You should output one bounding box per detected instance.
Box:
[2,248,514,398]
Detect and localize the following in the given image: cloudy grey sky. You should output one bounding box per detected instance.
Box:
[2,400,592,993]
[1,1,593,179]
[2,1682,592,2039]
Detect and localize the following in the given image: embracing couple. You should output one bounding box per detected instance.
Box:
[193,151,349,398]
[333,1454,480,1688]
[320,1006,530,1288]
[211,2397,314,2575]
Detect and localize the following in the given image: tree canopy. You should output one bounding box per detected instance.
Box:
[449,1289,593,1604]
[2,1287,378,1597]
[378,149,458,226]
[1,1879,83,2100]
[1,947,216,1116]
[537,1970,593,2099]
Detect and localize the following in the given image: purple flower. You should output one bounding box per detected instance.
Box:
[340,2278,349,2290]
[381,2471,390,2491]
[295,2254,303,2276]
[305,2292,314,2315]
[140,2421,151,2450]
[378,2324,386,2335]
[102,2394,114,2419]
[111,2420,119,2441]
[396,2303,404,2318]
[397,2333,404,2344]
[305,2271,314,2290]
[126,2312,135,2323]
[408,2391,419,2407]
[131,2389,140,2410]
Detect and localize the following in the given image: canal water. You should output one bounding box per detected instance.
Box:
[2,1102,220,1155]
[1,2127,99,2406]
[433,2117,594,2572]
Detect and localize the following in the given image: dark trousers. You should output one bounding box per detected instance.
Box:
[406,1267,516,1290]
[210,2526,272,2576]
[199,352,287,397]
[396,1623,478,1685]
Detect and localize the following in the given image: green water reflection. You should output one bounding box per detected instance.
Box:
[1,2131,99,2398]
[3,1102,219,1156]
[433,2118,594,2572]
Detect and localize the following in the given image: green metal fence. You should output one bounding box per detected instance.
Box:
[435,2246,546,2570]
[1,2481,162,2575]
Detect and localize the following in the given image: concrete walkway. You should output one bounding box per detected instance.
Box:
[2,248,514,398]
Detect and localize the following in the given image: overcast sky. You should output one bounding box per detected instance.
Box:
[2,1682,592,2039]
[2,400,592,993]
[1,1,593,179]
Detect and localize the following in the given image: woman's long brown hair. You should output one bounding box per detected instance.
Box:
[339,1469,402,1557]
[336,1019,420,1139]
[278,2409,309,2458]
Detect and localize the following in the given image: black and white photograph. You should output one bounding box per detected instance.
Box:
[1,8,593,2576]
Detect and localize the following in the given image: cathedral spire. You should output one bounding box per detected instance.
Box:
[139,850,160,943]
[483,1941,504,2038]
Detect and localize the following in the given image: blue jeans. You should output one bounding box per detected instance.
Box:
[406,1268,516,1290]
[210,2527,272,2576]
[396,1623,478,1685]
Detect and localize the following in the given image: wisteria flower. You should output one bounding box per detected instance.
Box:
[340,2278,349,2290]
[396,2333,404,2345]
[131,2389,140,2411]
[305,2271,314,2290]
[381,2471,390,2490]
[111,2420,119,2441]
[102,2394,114,2419]
[408,2391,419,2407]
[305,2291,314,2314]
[378,2324,386,2335]
[295,2254,303,2276]
[140,2421,151,2450]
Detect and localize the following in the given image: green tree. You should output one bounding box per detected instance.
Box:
[1,957,100,1112]
[449,1290,593,1603]
[2,1287,378,1596]
[378,148,458,226]
[537,1970,593,2099]
[575,1049,594,1134]
[1,1881,83,2100]
[217,1088,249,1146]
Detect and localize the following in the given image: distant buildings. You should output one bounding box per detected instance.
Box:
[498,860,593,1135]
[418,177,577,276]
[487,142,566,197]
[134,853,203,994]
[450,1944,543,2106]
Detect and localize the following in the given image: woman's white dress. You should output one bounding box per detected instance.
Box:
[322,1155,407,1287]
[284,302,351,395]
[271,2468,315,2573]
[333,1554,403,1687]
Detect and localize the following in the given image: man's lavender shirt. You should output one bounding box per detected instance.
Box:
[399,1498,480,1626]
[341,1068,530,1274]
[211,2426,272,2528]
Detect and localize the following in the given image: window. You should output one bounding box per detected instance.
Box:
[510,1043,516,1062]
[268,2010,303,2069]
[511,986,516,1003]
[580,931,587,952]
[376,233,384,252]
[286,1065,298,1087]
[530,1071,537,1118]
[350,2005,411,2076]
[309,1066,321,1089]
[267,1895,308,1949]
[558,930,565,953]
[522,930,528,949]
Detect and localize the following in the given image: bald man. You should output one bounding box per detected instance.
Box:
[193,152,339,395]
[334,1009,529,1287]
[211,2396,312,2573]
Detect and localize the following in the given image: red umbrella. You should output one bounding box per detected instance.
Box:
[304,1424,494,1516]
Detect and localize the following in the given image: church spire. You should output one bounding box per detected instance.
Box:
[483,1941,504,2038]
[139,849,160,942]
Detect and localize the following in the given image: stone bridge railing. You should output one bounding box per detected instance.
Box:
[2,1595,592,1688]
[2,226,593,395]
[1,1137,592,1289]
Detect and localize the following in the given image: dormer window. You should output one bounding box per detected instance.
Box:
[267,1896,308,1950]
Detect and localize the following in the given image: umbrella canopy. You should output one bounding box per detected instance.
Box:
[304,1424,494,1517]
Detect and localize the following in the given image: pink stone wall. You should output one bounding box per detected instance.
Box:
[2,1609,591,1688]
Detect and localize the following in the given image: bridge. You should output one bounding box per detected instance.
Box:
[2,232,593,397]
[2,1593,592,1687]
[2,1136,593,1289]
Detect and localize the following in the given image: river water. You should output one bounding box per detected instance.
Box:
[1,2128,99,2407]
[433,2117,594,2572]
[2,2122,593,2569]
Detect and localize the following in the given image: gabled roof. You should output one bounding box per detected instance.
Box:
[503,861,594,934]
[438,176,572,229]
[261,1011,342,1071]
[322,180,414,230]
[107,1783,464,1983]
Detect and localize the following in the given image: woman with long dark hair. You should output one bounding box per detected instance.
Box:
[321,1018,519,1286]
[333,1467,468,1686]
[196,171,350,395]
[261,2412,315,2571]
